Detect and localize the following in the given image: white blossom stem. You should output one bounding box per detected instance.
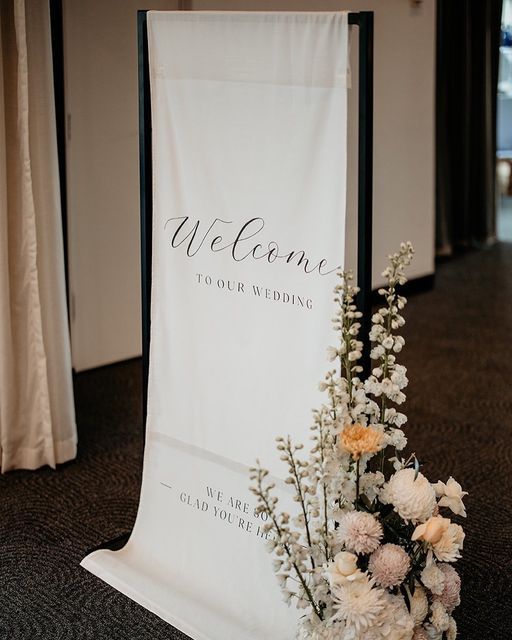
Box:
[255,469,323,620]
[285,439,315,569]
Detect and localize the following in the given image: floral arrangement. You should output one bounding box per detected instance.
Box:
[250,243,467,640]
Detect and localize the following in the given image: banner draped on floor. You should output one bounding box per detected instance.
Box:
[82,11,349,640]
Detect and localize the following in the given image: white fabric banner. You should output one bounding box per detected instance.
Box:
[82,11,348,640]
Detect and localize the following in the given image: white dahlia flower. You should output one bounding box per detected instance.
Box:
[380,469,436,524]
[372,593,415,640]
[420,562,445,595]
[434,564,461,612]
[368,543,410,588]
[337,511,383,555]
[332,575,386,636]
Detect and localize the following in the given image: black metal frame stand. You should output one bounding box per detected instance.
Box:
[350,12,374,377]
[88,10,374,556]
[138,10,374,428]
[138,11,152,428]
[49,0,70,316]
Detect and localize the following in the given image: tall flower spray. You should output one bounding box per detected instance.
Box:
[250,243,466,640]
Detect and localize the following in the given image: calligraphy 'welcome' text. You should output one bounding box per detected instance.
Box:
[163,216,339,276]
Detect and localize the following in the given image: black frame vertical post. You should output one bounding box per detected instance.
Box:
[349,11,374,378]
[139,10,374,419]
[49,0,70,312]
[138,10,152,430]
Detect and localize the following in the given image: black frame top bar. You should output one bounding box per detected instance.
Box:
[138,10,374,426]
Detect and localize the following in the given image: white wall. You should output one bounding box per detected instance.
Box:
[189,0,437,286]
[63,0,179,371]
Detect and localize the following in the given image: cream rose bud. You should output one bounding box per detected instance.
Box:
[327,551,364,586]
[412,516,449,545]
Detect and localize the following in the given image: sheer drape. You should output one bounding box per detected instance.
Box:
[0,0,76,471]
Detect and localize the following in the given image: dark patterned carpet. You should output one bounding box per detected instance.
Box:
[1,244,512,639]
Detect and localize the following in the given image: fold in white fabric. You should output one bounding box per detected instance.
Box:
[0,0,76,472]
[82,11,348,639]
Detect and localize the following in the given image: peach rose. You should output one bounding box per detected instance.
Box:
[412,516,450,545]
[412,516,465,562]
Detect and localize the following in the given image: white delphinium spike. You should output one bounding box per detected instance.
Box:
[367,242,414,461]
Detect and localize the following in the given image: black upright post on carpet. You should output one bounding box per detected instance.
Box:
[49,0,70,315]
[138,10,152,430]
[89,9,373,555]
[349,11,374,378]
[138,10,374,423]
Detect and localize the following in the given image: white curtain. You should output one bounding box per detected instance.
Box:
[0,0,76,471]
[82,11,348,639]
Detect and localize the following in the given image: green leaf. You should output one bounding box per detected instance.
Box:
[413,455,420,481]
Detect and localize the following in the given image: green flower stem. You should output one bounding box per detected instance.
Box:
[355,458,360,510]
